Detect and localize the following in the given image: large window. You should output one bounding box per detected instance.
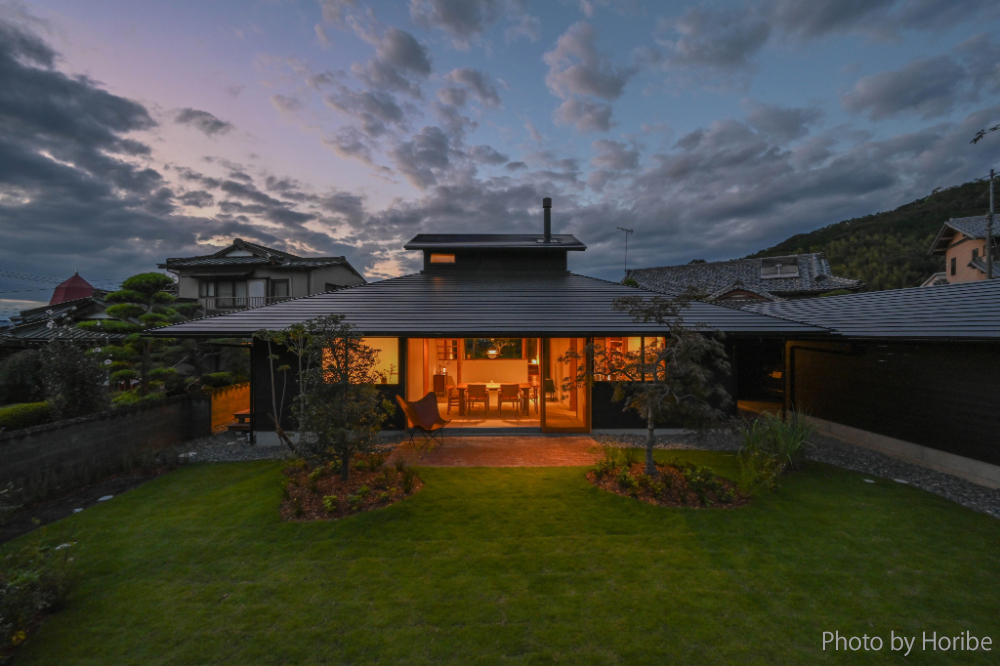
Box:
[364,338,400,384]
[593,336,667,381]
[464,338,523,360]
[199,280,247,307]
[270,279,289,299]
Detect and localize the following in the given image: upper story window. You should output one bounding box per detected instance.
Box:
[761,257,799,279]
[198,280,247,298]
[270,280,289,299]
[972,248,979,260]
[950,257,957,275]
[430,253,455,264]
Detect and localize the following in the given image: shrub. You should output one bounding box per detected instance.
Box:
[0,350,43,406]
[200,372,236,388]
[376,491,391,502]
[0,536,77,650]
[347,494,363,510]
[323,496,338,513]
[111,390,165,409]
[355,485,371,498]
[39,340,109,419]
[0,402,52,431]
[737,412,815,496]
[365,450,390,470]
[110,369,139,384]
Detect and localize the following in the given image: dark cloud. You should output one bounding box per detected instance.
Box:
[410,0,504,48]
[469,144,508,165]
[553,98,614,132]
[324,86,408,137]
[545,22,636,101]
[506,161,528,171]
[657,7,770,76]
[352,27,431,98]
[743,100,823,142]
[178,190,214,208]
[390,126,452,188]
[436,86,468,107]
[173,108,235,136]
[444,68,502,107]
[590,139,639,170]
[769,0,894,38]
[841,55,966,120]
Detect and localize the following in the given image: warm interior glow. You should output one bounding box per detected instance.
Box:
[430,253,455,263]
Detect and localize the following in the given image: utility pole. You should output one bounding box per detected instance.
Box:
[616,226,633,280]
[988,169,994,280]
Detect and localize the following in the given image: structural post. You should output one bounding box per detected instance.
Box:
[988,168,994,280]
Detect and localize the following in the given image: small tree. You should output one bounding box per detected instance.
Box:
[568,290,732,477]
[39,340,110,419]
[296,316,392,479]
[0,350,44,406]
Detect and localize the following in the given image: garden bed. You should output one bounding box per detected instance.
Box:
[279,453,422,521]
[588,449,749,509]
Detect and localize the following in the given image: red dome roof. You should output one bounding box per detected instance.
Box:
[49,273,96,305]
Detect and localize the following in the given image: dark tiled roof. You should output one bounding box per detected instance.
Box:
[148,272,827,338]
[404,234,586,251]
[747,279,1000,339]
[929,215,996,253]
[969,257,1000,278]
[0,322,129,344]
[627,253,862,299]
[159,238,363,277]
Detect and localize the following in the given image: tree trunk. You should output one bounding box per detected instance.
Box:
[140,340,150,396]
[645,407,658,477]
[340,450,351,481]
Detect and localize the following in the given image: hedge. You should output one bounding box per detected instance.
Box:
[0,402,53,432]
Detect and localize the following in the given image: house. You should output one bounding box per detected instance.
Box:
[0,275,127,351]
[927,215,999,284]
[748,280,1000,488]
[150,200,827,439]
[158,238,366,316]
[625,253,863,307]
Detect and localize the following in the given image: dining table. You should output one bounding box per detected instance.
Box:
[454,382,537,416]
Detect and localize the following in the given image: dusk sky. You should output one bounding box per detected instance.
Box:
[2,0,999,318]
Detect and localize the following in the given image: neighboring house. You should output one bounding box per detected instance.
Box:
[151,202,826,439]
[625,254,863,307]
[748,280,1000,489]
[158,238,365,316]
[927,215,999,284]
[0,275,127,350]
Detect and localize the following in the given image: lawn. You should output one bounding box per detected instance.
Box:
[8,450,999,665]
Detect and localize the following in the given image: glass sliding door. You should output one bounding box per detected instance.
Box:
[541,337,589,432]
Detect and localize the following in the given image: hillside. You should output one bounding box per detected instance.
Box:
[749,179,993,291]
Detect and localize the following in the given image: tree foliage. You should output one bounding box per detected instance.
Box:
[0,350,44,406]
[39,340,110,419]
[568,290,732,476]
[254,315,394,477]
[750,179,993,290]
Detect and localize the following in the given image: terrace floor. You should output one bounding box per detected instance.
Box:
[390,435,600,467]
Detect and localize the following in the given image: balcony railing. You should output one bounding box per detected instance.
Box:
[199,296,291,316]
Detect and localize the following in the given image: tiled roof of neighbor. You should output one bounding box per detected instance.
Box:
[627,253,862,299]
[148,272,828,338]
[747,279,1000,339]
[929,215,996,253]
[969,257,1000,278]
[404,234,586,251]
[2,297,130,345]
[49,273,96,305]
[159,238,363,276]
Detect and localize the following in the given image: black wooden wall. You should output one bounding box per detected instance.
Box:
[787,340,1000,466]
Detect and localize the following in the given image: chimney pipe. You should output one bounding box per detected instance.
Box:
[543,197,552,242]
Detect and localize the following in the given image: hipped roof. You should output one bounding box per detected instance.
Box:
[148,271,826,338]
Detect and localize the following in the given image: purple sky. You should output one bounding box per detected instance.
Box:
[2,0,999,317]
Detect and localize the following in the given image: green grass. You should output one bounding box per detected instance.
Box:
[9,450,999,665]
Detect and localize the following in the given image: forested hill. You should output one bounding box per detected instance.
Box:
[749,179,993,292]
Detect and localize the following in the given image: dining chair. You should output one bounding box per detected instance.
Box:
[498,384,520,415]
[544,378,557,401]
[529,385,539,414]
[466,384,489,415]
[446,387,461,414]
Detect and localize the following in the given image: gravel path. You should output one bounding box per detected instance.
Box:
[185,432,291,463]
[593,431,1000,519]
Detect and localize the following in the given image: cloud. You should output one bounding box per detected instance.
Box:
[390,126,452,188]
[178,190,214,208]
[173,108,235,136]
[436,86,467,107]
[743,100,823,142]
[410,0,504,49]
[352,27,432,98]
[544,21,636,101]
[524,119,545,144]
[270,94,303,114]
[469,144,508,165]
[657,6,770,78]
[841,55,966,120]
[590,139,639,170]
[553,98,614,132]
[768,0,894,39]
[506,161,527,171]
[444,68,502,107]
[324,86,408,137]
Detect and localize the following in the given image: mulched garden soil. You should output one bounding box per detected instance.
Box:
[280,464,423,521]
[0,468,173,545]
[587,462,750,509]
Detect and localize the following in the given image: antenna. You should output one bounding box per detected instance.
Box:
[616,226,633,279]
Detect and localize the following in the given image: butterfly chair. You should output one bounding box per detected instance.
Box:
[466,383,489,416]
[498,383,521,416]
[396,392,451,450]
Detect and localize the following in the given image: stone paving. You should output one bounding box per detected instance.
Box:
[389,436,601,467]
